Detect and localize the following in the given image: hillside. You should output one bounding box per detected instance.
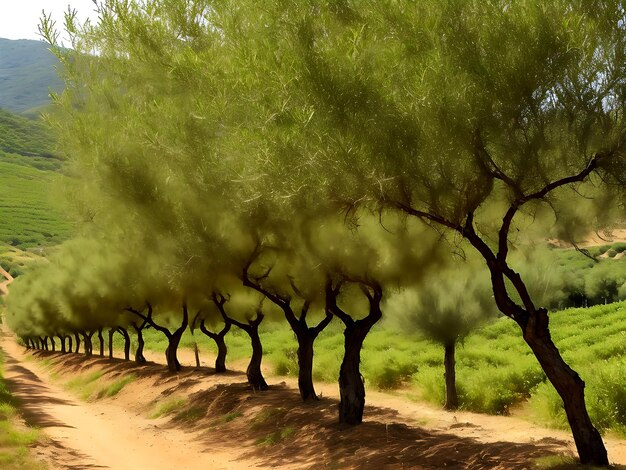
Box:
[0,38,62,113]
[0,108,69,257]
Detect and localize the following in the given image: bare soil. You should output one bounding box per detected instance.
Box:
[3,333,626,470]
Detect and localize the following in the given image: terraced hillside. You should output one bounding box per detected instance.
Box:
[0,108,69,259]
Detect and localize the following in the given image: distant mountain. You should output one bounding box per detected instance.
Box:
[0,38,63,114]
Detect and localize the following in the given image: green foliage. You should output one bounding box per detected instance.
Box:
[10,5,626,464]
[0,159,70,249]
[0,109,57,158]
[148,397,187,419]
[96,374,136,399]
[386,262,495,345]
[65,370,104,401]
[255,426,295,446]
[0,108,69,251]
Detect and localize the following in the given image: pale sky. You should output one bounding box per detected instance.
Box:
[0,0,100,41]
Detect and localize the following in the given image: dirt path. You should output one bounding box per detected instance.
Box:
[154,348,626,466]
[4,334,626,469]
[0,333,266,470]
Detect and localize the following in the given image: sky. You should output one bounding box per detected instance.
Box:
[0,0,99,41]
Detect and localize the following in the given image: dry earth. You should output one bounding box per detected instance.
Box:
[2,332,626,470]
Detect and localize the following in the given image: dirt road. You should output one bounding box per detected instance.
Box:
[1,334,266,470]
[3,332,626,469]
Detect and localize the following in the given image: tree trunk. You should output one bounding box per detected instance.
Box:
[193,342,200,368]
[165,330,183,373]
[118,327,130,361]
[41,336,48,351]
[58,335,66,353]
[98,328,104,357]
[82,332,93,357]
[66,335,72,353]
[522,308,608,465]
[49,336,56,352]
[200,320,230,373]
[108,328,115,358]
[246,326,268,391]
[444,341,458,410]
[74,333,80,353]
[134,326,146,364]
[214,334,228,373]
[339,327,367,424]
[296,331,317,401]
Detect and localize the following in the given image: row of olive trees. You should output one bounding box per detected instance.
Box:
[10,212,477,423]
[23,0,626,465]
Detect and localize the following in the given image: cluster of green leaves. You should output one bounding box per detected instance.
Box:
[550,245,626,307]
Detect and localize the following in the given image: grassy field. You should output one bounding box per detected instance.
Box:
[0,350,45,469]
[0,157,70,250]
[0,108,71,255]
[129,301,626,437]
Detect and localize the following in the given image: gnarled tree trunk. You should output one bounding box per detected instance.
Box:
[246,325,268,391]
[326,279,382,425]
[200,319,231,373]
[522,308,607,465]
[295,331,317,401]
[74,332,80,353]
[117,327,130,361]
[127,304,189,373]
[338,323,369,424]
[58,335,66,353]
[131,321,147,364]
[242,259,333,400]
[81,331,93,357]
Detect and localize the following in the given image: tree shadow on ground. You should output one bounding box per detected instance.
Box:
[158,381,584,470]
[27,349,626,470]
[2,353,75,428]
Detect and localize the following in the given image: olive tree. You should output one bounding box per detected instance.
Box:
[387,266,495,410]
[228,1,626,464]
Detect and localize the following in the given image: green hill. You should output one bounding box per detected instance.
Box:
[0,108,70,254]
[0,38,62,113]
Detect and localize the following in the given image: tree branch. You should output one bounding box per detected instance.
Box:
[211,292,250,332]
[125,305,171,338]
[498,151,610,261]
[324,279,353,326]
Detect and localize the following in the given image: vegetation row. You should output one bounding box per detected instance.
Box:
[6,1,626,467]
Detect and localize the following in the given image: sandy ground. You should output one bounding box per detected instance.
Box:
[0,333,269,470]
[3,333,626,470]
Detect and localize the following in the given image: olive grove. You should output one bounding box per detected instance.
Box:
[5,1,626,466]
